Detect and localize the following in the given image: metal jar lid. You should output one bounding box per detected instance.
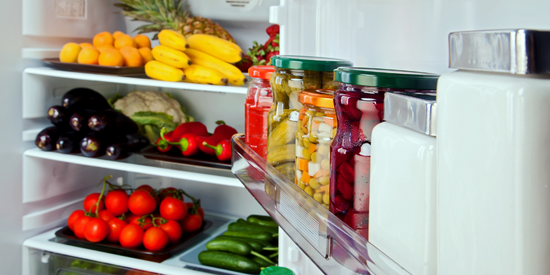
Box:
[449,29,550,74]
[384,92,437,136]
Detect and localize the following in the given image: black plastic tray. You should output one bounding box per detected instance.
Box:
[42,58,146,75]
[136,146,231,170]
[55,220,212,262]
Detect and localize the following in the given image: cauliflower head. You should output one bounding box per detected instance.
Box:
[114,91,186,124]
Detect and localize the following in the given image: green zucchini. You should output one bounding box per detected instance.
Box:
[247,215,278,227]
[223,231,274,242]
[228,221,278,235]
[206,239,252,256]
[214,236,265,252]
[198,251,261,274]
[250,256,275,268]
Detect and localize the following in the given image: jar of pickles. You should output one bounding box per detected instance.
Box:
[295,89,336,209]
[245,65,275,159]
[330,67,439,240]
[267,56,352,180]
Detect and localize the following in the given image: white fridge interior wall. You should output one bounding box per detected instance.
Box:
[273,0,550,74]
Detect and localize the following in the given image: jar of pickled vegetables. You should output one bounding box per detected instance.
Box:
[267,56,352,180]
[295,89,336,209]
[245,65,275,159]
[330,67,439,240]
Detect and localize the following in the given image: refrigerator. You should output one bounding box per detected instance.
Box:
[3,0,550,274]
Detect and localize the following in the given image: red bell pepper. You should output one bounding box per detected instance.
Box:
[203,139,232,162]
[155,130,174,152]
[198,121,237,155]
[168,133,201,157]
[171,122,209,141]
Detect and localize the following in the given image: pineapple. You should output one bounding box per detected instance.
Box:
[114,0,235,43]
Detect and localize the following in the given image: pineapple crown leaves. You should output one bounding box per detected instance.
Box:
[115,0,189,35]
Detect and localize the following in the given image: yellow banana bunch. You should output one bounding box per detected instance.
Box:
[151,45,191,69]
[185,49,246,86]
[158,29,189,51]
[184,64,228,85]
[145,61,185,82]
[187,34,243,63]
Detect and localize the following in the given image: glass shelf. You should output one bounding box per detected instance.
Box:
[231,135,410,275]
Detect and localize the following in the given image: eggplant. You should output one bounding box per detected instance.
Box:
[69,110,93,132]
[105,134,150,160]
[88,109,139,135]
[56,131,83,154]
[47,105,73,129]
[80,132,110,157]
[62,88,111,111]
[35,126,61,151]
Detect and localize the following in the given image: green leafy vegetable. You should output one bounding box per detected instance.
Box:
[130,111,177,144]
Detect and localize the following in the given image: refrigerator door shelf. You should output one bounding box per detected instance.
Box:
[231,134,410,275]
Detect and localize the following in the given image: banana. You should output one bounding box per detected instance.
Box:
[185,49,247,86]
[187,34,244,63]
[151,45,192,69]
[145,61,185,82]
[184,64,228,85]
[158,29,189,51]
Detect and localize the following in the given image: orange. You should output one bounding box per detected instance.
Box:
[119,46,143,67]
[93,31,114,48]
[77,47,100,65]
[138,47,154,63]
[79,42,94,48]
[112,31,125,40]
[98,48,124,66]
[59,42,81,63]
[96,44,114,53]
[134,34,151,48]
[115,34,137,49]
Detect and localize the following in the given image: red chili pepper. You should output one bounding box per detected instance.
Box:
[198,121,237,155]
[203,140,232,162]
[168,133,201,157]
[171,122,209,141]
[155,130,174,152]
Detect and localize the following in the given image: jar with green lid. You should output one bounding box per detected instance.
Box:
[267,56,352,181]
[260,266,294,275]
[295,89,336,209]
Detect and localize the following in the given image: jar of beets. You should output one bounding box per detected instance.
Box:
[330,67,439,240]
[245,65,275,159]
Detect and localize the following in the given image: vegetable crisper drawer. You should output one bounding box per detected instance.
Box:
[27,248,158,275]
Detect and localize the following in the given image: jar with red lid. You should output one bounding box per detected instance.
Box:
[330,67,439,240]
[245,65,275,159]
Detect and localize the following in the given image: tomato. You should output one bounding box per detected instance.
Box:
[143,227,168,251]
[130,215,153,230]
[119,224,144,248]
[185,202,205,219]
[73,216,93,239]
[84,218,109,243]
[68,210,85,231]
[158,187,182,201]
[83,193,104,213]
[124,213,136,224]
[105,190,129,216]
[136,185,155,195]
[98,210,115,222]
[128,190,157,216]
[160,197,187,221]
[107,218,127,243]
[180,213,203,233]
[159,220,182,244]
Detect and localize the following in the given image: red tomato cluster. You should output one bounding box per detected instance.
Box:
[67,183,204,251]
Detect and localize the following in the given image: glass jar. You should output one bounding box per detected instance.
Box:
[330,67,439,240]
[245,65,275,159]
[267,56,352,180]
[295,89,336,209]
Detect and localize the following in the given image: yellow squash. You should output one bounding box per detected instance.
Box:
[145,60,185,82]
[185,49,247,86]
[151,45,191,69]
[187,34,243,63]
[184,64,228,85]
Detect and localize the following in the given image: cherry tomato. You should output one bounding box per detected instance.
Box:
[124,213,136,224]
[185,202,205,219]
[143,227,169,251]
[98,210,115,222]
[130,215,153,230]
[73,216,93,239]
[158,187,182,201]
[159,220,182,244]
[136,185,155,195]
[128,190,157,216]
[107,218,127,243]
[160,197,187,221]
[105,190,129,216]
[84,218,109,243]
[119,224,144,248]
[83,193,104,213]
[68,210,85,231]
[180,213,203,233]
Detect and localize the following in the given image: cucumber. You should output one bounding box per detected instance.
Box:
[223,231,274,242]
[250,256,275,268]
[206,239,252,256]
[214,236,267,252]
[247,215,278,227]
[198,251,261,274]
[228,221,278,235]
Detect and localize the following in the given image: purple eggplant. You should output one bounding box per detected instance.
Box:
[35,126,61,151]
[70,110,93,132]
[105,134,149,160]
[80,132,109,157]
[88,109,138,136]
[47,105,73,130]
[62,88,111,111]
[56,131,83,154]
